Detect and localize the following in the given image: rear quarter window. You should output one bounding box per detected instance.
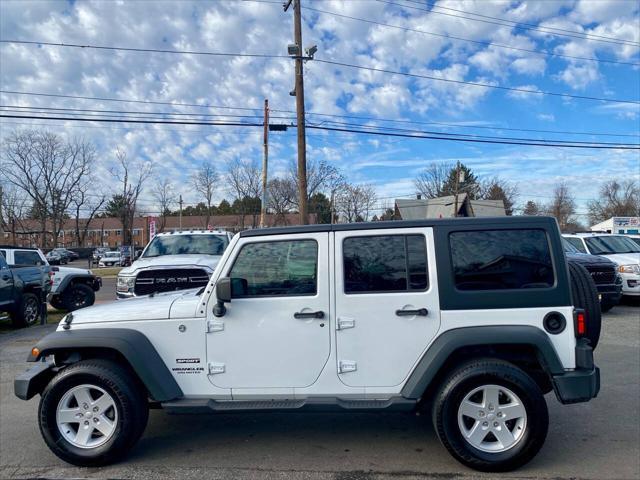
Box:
[450,229,555,291]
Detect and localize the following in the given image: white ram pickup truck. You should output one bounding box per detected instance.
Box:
[15,217,600,472]
[116,230,233,298]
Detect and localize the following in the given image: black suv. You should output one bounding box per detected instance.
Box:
[563,239,622,312]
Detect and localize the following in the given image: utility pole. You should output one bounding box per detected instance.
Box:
[260,99,269,228]
[285,0,309,225]
[0,185,4,241]
[178,195,183,230]
[453,161,460,217]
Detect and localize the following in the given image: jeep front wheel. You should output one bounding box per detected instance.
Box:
[38,359,148,466]
[432,359,548,472]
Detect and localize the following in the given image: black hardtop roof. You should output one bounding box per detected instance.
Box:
[0,245,40,250]
[239,216,559,237]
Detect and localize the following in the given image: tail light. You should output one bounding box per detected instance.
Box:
[574,308,587,338]
[48,270,54,286]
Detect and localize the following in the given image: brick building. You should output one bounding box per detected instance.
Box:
[2,213,314,249]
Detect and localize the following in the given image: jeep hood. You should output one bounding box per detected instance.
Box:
[119,254,221,276]
[62,289,203,326]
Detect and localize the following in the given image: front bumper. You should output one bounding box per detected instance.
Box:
[552,339,600,404]
[620,272,640,296]
[14,361,56,400]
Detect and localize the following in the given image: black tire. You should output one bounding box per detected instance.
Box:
[62,283,95,311]
[38,359,149,466]
[49,295,65,311]
[10,292,41,328]
[568,261,602,349]
[432,359,549,472]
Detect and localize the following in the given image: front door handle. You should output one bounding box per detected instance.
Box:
[294,310,325,319]
[395,308,428,317]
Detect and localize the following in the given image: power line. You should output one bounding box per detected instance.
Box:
[3,89,639,139]
[0,90,266,112]
[303,5,639,66]
[314,120,639,146]
[306,124,640,149]
[4,40,638,104]
[0,39,290,59]
[384,0,640,47]
[402,0,640,46]
[313,58,640,105]
[4,112,634,149]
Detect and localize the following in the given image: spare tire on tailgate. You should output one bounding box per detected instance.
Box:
[567,261,601,350]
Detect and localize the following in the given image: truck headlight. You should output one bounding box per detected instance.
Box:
[619,264,640,274]
[117,275,135,292]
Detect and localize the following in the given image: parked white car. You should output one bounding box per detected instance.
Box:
[0,246,101,311]
[563,233,640,297]
[98,251,123,267]
[116,230,233,298]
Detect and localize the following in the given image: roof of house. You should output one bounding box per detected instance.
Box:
[395,194,505,220]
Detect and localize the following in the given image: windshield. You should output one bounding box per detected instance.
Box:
[143,234,229,257]
[562,238,580,254]
[104,252,120,258]
[585,236,640,255]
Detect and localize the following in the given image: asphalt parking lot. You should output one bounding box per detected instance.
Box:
[1,304,638,480]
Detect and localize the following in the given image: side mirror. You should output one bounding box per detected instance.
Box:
[135,250,142,259]
[216,277,232,303]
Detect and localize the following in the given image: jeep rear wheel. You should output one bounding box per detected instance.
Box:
[62,283,95,311]
[38,359,148,466]
[432,359,548,472]
[10,293,41,328]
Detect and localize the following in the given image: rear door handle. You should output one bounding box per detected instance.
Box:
[395,308,428,317]
[294,310,325,319]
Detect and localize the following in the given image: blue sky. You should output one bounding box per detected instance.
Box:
[0,0,639,222]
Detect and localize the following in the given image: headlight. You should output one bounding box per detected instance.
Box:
[619,264,640,274]
[116,275,135,292]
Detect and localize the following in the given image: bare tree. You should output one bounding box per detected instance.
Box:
[546,182,576,231]
[414,162,454,199]
[588,180,640,224]
[0,184,29,246]
[226,158,262,228]
[72,188,106,247]
[153,177,176,233]
[479,177,518,215]
[2,130,94,248]
[336,183,377,223]
[289,158,344,208]
[110,147,152,246]
[192,163,218,228]
[267,177,297,226]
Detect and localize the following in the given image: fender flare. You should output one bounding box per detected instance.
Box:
[55,274,99,295]
[28,328,183,402]
[401,325,565,399]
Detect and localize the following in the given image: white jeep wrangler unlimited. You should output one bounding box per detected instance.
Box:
[15,217,600,472]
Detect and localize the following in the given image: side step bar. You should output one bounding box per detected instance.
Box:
[162,397,416,414]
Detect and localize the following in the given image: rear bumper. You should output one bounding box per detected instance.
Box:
[552,339,600,404]
[14,361,56,400]
[552,367,600,404]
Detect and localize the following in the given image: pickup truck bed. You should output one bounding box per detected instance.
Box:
[0,254,50,327]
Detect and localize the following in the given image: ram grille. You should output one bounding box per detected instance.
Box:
[134,268,210,296]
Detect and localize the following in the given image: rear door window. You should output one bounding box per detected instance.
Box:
[343,234,428,293]
[450,229,554,291]
[14,251,44,266]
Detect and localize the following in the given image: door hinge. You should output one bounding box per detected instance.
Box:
[207,320,224,333]
[338,360,357,374]
[208,362,226,375]
[336,316,355,330]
